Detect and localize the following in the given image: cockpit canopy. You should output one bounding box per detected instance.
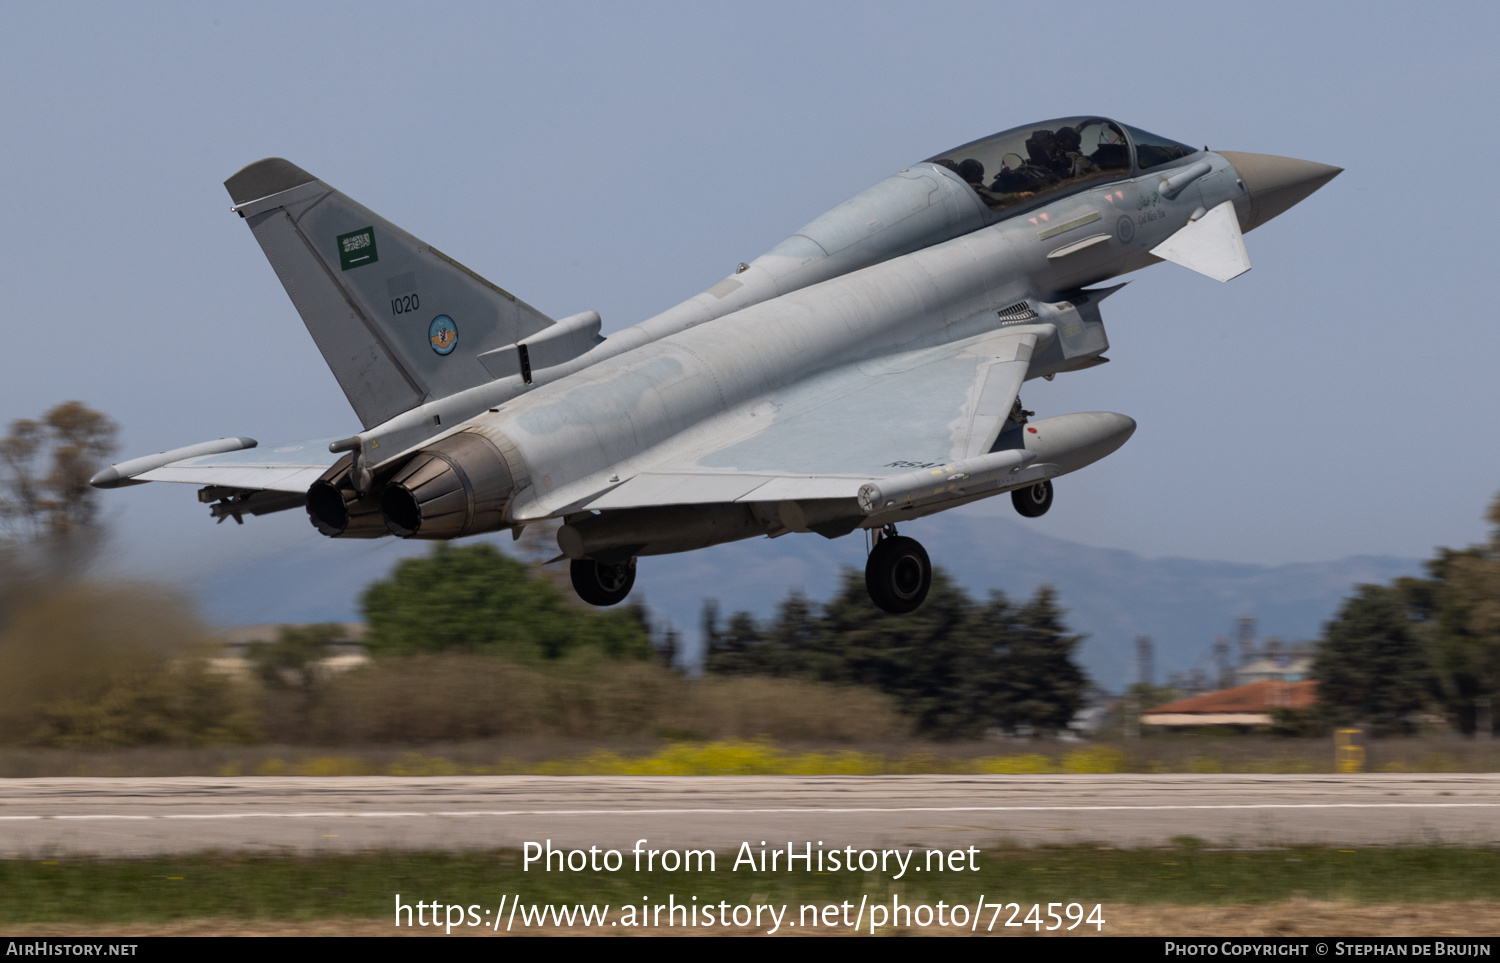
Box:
[925,117,1196,213]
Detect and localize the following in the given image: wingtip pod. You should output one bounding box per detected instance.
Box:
[90,437,258,489]
[224,158,318,206]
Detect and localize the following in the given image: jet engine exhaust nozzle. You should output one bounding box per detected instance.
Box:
[306,458,388,539]
[379,431,516,539]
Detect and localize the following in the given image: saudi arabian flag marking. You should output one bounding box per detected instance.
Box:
[337,227,378,270]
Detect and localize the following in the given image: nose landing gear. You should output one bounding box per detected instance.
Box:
[864,525,932,614]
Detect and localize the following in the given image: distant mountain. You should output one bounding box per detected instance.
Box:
[186,512,1422,688]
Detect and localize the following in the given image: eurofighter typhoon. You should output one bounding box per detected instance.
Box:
[94,119,1339,612]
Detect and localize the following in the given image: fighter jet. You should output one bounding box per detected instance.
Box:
[92,117,1339,613]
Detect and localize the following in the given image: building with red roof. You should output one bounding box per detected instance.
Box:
[1142,680,1317,728]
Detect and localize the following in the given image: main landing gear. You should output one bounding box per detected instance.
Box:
[1004,397,1052,518]
[864,525,932,614]
[570,557,636,606]
[1012,479,1053,517]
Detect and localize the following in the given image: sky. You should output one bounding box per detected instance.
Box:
[2,2,1497,630]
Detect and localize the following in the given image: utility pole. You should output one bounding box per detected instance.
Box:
[1136,634,1154,689]
[1213,635,1233,689]
[1236,615,1257,672]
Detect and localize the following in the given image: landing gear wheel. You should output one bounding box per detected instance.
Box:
[865,535,932,614]
[570,558,637,606]
[1012,479,1053,518]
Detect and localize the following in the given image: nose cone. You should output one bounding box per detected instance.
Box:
[1217,151,1342,232]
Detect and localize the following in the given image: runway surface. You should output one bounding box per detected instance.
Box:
[2,774,1498,856]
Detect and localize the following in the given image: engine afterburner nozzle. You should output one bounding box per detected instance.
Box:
[379,430,517,539]
[306,456,388,538]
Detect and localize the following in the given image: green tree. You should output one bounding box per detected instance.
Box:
[0,402,119,622]
[360,543,651,661]
[988,586,1089,735]
[248,623,348,690]
[620,598,681,671]
[0,401,118,542]
[703,599,770,675]
[703,568,1090,739]
[1419,497,1500,734]
[820,569,990,738]
[1312,583,1436,736]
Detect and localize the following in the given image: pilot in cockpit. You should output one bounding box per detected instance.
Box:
[1053,126,1100,180]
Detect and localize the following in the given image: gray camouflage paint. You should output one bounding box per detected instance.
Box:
[96,129,1340,559]
[460,150,1251,522]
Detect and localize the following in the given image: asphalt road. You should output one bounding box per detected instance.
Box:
[2,774,1498,856]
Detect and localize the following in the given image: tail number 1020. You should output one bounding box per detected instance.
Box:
[392,293,420,315]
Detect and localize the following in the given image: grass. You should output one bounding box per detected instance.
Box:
[6,734,1500,778]
[3,845,1498,924]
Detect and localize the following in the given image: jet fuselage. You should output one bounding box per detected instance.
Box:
[416,148,1247,528]
[94,118,1340,611]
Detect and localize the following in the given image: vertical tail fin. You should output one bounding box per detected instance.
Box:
[225,158,555,429]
